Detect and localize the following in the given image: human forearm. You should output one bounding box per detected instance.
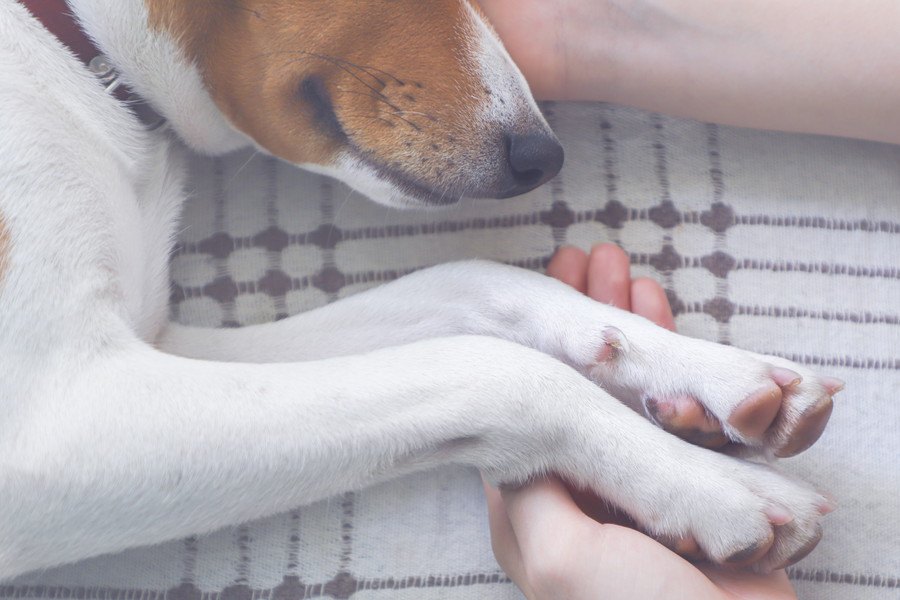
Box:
[482,0,900,144]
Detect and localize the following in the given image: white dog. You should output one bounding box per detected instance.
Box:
[0,0,841,578]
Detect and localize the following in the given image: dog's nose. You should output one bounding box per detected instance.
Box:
[495,132,565,198]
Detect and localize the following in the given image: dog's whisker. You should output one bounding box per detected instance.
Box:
[253,49,406,87]
[391,110,431,119]
[331,89,423,132]
[282,53,395,103]
[332,90,424,131]
[332,187,356,232]
[224,150,261,189]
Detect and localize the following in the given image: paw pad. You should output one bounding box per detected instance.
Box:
[644,395,728,448]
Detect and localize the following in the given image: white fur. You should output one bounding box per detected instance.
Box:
[66,0,248,154]
[463,0,546,128]
[0,0,829,579]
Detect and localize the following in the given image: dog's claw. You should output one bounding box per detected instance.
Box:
[820,376,846,395]
[817,496,838,515]
[771,367,803,389]
[764,504,794,526]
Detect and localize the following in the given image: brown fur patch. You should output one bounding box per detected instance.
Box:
[0,213,11,288]
[144,0,492,192]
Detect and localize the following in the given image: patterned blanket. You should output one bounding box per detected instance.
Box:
[7,104,899,600]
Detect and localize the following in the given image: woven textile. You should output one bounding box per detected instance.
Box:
[6,104,899,599]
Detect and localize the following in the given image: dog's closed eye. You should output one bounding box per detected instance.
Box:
[299,76,347,143]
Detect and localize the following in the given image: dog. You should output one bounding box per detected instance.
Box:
[0,0,841,579]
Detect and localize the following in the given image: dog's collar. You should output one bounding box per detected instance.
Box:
[19,0,166,130]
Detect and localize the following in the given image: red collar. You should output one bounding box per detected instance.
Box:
[19,0,102,66]
[19,0,166,129]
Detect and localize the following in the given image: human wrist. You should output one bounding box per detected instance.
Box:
[547,0,701,104]
[540,0,623,102]
[478,0,621,102]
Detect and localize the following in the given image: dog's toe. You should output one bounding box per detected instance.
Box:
[772,525,824,569]
[724,530,775,567]
[756,520,825,572]
[727,379,784,441]
[585,317,841,456]
[645,395,729,448]
[639,358,841,456]
[776,394,835,458]
[682,458,827,571]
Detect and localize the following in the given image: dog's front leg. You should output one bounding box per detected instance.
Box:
[159,260,839,457]
[158,259,634,363]
[156,260,835,569]
[6,333,826,577]
[7,335,532,576]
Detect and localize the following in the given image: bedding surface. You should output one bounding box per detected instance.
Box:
[6,104,899,599]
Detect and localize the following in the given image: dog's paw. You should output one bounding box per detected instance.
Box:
[585,323,842,456]
[637,451,832,570]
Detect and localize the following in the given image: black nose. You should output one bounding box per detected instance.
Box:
[496,132,565,198]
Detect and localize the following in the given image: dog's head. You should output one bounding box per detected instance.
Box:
[147,0,563,207]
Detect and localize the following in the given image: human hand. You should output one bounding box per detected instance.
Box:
[483,244,799,600]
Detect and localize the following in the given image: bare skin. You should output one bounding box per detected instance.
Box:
[483,244,798,599]
[479,0,900,145]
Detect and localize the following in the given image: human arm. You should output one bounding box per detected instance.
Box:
[480,0,900,144]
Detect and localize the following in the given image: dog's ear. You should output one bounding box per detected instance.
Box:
[146,0,562,207]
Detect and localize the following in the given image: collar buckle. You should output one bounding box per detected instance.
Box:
[87,54,167,132]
